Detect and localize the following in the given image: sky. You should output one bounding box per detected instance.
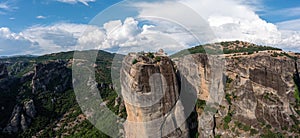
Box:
[0,0,300,56]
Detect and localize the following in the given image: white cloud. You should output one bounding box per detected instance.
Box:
[78,17,189,54]
[21,23,95,54]
[36,16,46,19]
[264,7,300,19]
[275,19,300,51]
[126,0,300,52]
[2,0,300,56]
[276,19,300,31]
[0,3,9,10]
[0,1,17,14]
[56,0,96,6]
[0,23,100,56]
[0,27,38,56]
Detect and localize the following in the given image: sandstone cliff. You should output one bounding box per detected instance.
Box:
[121,47,300,137]
[121,53,190,138]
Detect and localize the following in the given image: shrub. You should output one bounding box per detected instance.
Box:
[224,115,232,124]
[242,125,251,131]
[148,52,155,58]
[250,129,258,136]
[196,99,206,109]
[155,56,161,62]
[223,123,229,130]
[225,93,232,105]
[132,59,138,65]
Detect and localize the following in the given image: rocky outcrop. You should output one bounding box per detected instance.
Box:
[31,61,72,94]
[175,54,225,137]
[0,63,8,79]
[172,51,300,137]
[3,100,36,133]
[214,53,300,137]
[121,53,190,138]
[24,100,37,119]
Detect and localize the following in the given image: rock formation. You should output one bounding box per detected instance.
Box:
[121,53,190,138]
[175,54,225,137]
[0,63,8,79]
[31,61,71,94]
[3,99,36,133]
[0,42,300,137]
[216,53,300,137]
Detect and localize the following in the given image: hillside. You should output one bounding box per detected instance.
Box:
[0,41,299,137]
[172,40,287,57]
[0,50,125,137]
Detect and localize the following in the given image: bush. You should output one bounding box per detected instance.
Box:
[242,125,251,131]
[225,93,232,105]
[250,129,258,136]
[132,59,138,65]
[224,115,232,124]
[148,52,155,58]
[155,56,161,62]
[196,99,206,109]
[223,123,229,130]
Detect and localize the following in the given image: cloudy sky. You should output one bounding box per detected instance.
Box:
[0,0,300,56]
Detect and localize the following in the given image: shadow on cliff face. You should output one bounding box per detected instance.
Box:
[176,70,199,137]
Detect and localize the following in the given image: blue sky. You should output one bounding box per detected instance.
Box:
[1,0,299,31]
[259,0,300,22]
[0,0,121,32]
[0,0,300,56]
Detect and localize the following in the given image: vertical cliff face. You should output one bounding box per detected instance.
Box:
[120,53,190,138]
[173,51,300,137]
[31,61,72,94]
[219,54,300,137]
[175,54,225,137]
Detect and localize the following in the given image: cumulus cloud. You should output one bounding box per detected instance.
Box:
[0,23,102,56]
[21,23,97,54]
[78,17,190,54]
[2,0,300,56]
[56,0,96,6]
[0,28,38,56]
[177,0,299,51]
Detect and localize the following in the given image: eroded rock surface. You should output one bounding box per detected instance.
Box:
[3,100,36,133]
[31,61,72,94]
[121,53,190,138]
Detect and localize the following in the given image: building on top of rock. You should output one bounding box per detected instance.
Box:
[155,49,167,56]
